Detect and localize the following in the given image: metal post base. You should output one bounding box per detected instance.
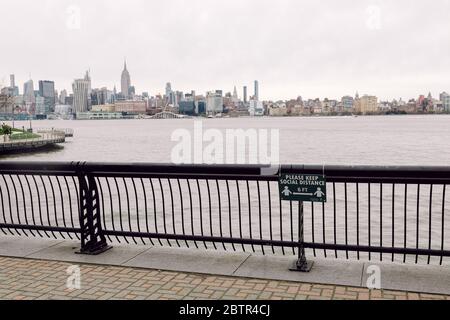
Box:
[76,245,113,256]
[289,260,314,273]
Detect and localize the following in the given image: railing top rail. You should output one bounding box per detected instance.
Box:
[1,161,450,182]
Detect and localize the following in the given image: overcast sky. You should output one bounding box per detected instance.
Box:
[1,0,450,101]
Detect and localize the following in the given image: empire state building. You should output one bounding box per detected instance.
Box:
[121,60,131,99]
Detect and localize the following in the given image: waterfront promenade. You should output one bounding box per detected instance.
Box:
[1,161,449,300]
[0,255,448,300]
[1,236,450,300]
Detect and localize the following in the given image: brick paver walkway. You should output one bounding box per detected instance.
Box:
[0,256,449,300]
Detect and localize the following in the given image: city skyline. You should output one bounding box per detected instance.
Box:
[1,0,450,101]
[1,65,449,104]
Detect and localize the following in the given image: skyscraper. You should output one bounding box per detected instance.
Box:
[38,80,56,112]
[59,89,67,104]
[243,86,248,104]
[72,76,90,113]
[121,60,131,99]
[23,79,35,104]
[84,70,92,107]
[165,82,173,104]
[232,86,238,102]
[35,96,46,115]
[6,74,19,96]
[254,80,259,101]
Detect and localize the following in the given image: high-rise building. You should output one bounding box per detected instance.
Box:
[84,70,92,106]
[72,77,90,113]
[91,87,113,106]
[38,80,56,112]
[1,74,19,96]
[9,74,19,96]
[23,79,35,104]
[165,82,172,95]
[66,95,74,106]
[243,86,248,104]
[0,93,12,114]
[440,92,450,112]
[206,91,224,114]
[254,80,259,101]
[59,89,67,105]
[165,82,173,104]
[121,60,131,99]
[178,98,196,115]
[232,86,239,103]
[354,95,378,114]
[129,86,135,98]
[249,99,264,116]
[35,95,46,115]
[341,96,354,110]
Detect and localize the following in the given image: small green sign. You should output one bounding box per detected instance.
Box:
[279,174,327,202]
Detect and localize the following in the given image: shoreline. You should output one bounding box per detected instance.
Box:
[2,112,450,122]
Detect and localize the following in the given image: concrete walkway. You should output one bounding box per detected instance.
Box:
[0,235,449,298]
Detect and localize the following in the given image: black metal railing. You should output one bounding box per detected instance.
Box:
[0,162,449,269]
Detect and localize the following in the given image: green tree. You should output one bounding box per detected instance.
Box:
[1,123,12,135]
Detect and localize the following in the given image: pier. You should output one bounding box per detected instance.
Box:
[0,132,65,153]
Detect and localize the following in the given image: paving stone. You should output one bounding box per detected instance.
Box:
[0,247,449,300]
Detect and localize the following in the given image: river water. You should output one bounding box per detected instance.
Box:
[2,115,450,165]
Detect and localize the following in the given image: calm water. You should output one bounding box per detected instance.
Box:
[2,114,450,165]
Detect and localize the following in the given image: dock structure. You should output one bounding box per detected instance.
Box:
[0,132,65,153]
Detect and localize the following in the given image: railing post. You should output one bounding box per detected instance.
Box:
[290,201,313,272]
[76,165,112,255]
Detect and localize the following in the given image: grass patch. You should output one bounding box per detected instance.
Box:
[1,126,41,140]
[9,132,41,140]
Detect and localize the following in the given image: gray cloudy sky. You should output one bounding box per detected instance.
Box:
[1,0,450,101]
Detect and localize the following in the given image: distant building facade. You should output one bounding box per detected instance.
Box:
[355,95,378,114]
[440,92,450,112]
[249,99,264,116]
[35,96,46,115]
[38,80,56,113]
[243,86,248,104]
[91,104,116,113]
[341,96,354,111]
[114,100,147,114]
[23,79,35,105]
[72,76,90,113]
[206,91,224,114]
